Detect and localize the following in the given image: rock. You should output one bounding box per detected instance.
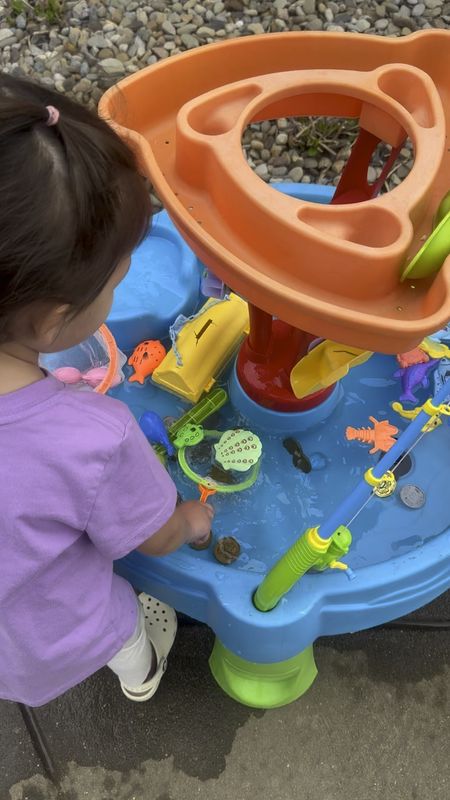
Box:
[153,46,169,60]
[393,13,416,25]
[98,48,115,59]
[271,165,288,177]
[72,0,90,20]
[87,34,111,50]
[318,156,332,169]
[412,2,426,12]
[375,18,390,27]
[303,0,317,13]
[99,58,125,75]
[0,30,16,48]
[276,132,289,145]
[136,9,148,26]
[196,26,217,37]
[333,160,346,174]
[247,22,265,34]
[289,166,304,181]
[74,78,92,93]
[272,152,291,166]
[162,20,176,35]
[356,18,372,31]
[15,14,27,30]
[255,163,269,180]
[181,33,199,48]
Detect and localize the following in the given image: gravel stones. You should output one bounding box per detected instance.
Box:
[0,0,442,208]
[99,57,125,75]
[0,29,16,48]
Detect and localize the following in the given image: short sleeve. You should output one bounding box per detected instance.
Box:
[85,415,177,560]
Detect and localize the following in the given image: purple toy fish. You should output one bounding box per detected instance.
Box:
[393,359,439,404]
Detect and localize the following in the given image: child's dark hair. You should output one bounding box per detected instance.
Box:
[0,73,152,342]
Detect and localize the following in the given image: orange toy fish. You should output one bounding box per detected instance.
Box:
[396,347,429,369]
[346,416,398,455]
[128,340,166,384]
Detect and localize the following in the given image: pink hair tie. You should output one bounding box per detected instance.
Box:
[46,105,60,126]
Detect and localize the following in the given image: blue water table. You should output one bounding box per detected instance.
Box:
[100,31,450,708]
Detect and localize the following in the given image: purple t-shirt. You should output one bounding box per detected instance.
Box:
[0,376,177,706]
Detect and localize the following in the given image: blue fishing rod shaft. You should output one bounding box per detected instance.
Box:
[317,379,450,541]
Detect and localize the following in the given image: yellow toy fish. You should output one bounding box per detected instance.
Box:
[290,340,372,400]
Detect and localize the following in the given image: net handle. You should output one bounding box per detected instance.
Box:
[95,324,118,394]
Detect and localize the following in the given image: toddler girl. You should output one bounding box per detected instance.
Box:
[0,74,213,706]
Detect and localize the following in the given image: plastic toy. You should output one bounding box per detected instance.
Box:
[177,427,262,494]
[151,387,228,462]
[128,340,166,384]
[393,359,439,404]
[52,366,115,389]
[200,266,226,299]
[101,30,450,709]
[40,324,124,395]
[396,348,429,369]
[282,438,312,473]
[433,358,450,394]
[152,294,249,403]
[290,340,372,399]
[213,429,262,472]
[401,208,450,281]
[420,337,450,360]
[214,537,241,565]
[392,395,450,431]
[345,417,399,454]
[139,411,174,456]
[433,190,450,227]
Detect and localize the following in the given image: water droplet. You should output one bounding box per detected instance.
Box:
[310,452,327,470]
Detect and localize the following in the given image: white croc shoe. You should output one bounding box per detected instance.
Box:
[121,593,178,702]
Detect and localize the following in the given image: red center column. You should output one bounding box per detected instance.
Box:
[236,305,334,412]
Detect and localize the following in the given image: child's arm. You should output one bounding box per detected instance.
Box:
[138,501,214,556]
[85,410,214,562]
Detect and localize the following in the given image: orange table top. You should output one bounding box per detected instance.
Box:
[100,31,450,354]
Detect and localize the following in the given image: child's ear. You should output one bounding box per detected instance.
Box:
[34,304,71,346]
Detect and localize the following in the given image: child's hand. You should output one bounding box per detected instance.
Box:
[137,500,215,557]
[179,501,215,544]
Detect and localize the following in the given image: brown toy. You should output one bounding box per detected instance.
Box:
[189,531,212,551]
[214,537,241,565]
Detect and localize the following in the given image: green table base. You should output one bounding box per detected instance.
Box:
[209,639,318,709]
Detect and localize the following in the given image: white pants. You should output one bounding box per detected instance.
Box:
[107,602,153,687]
